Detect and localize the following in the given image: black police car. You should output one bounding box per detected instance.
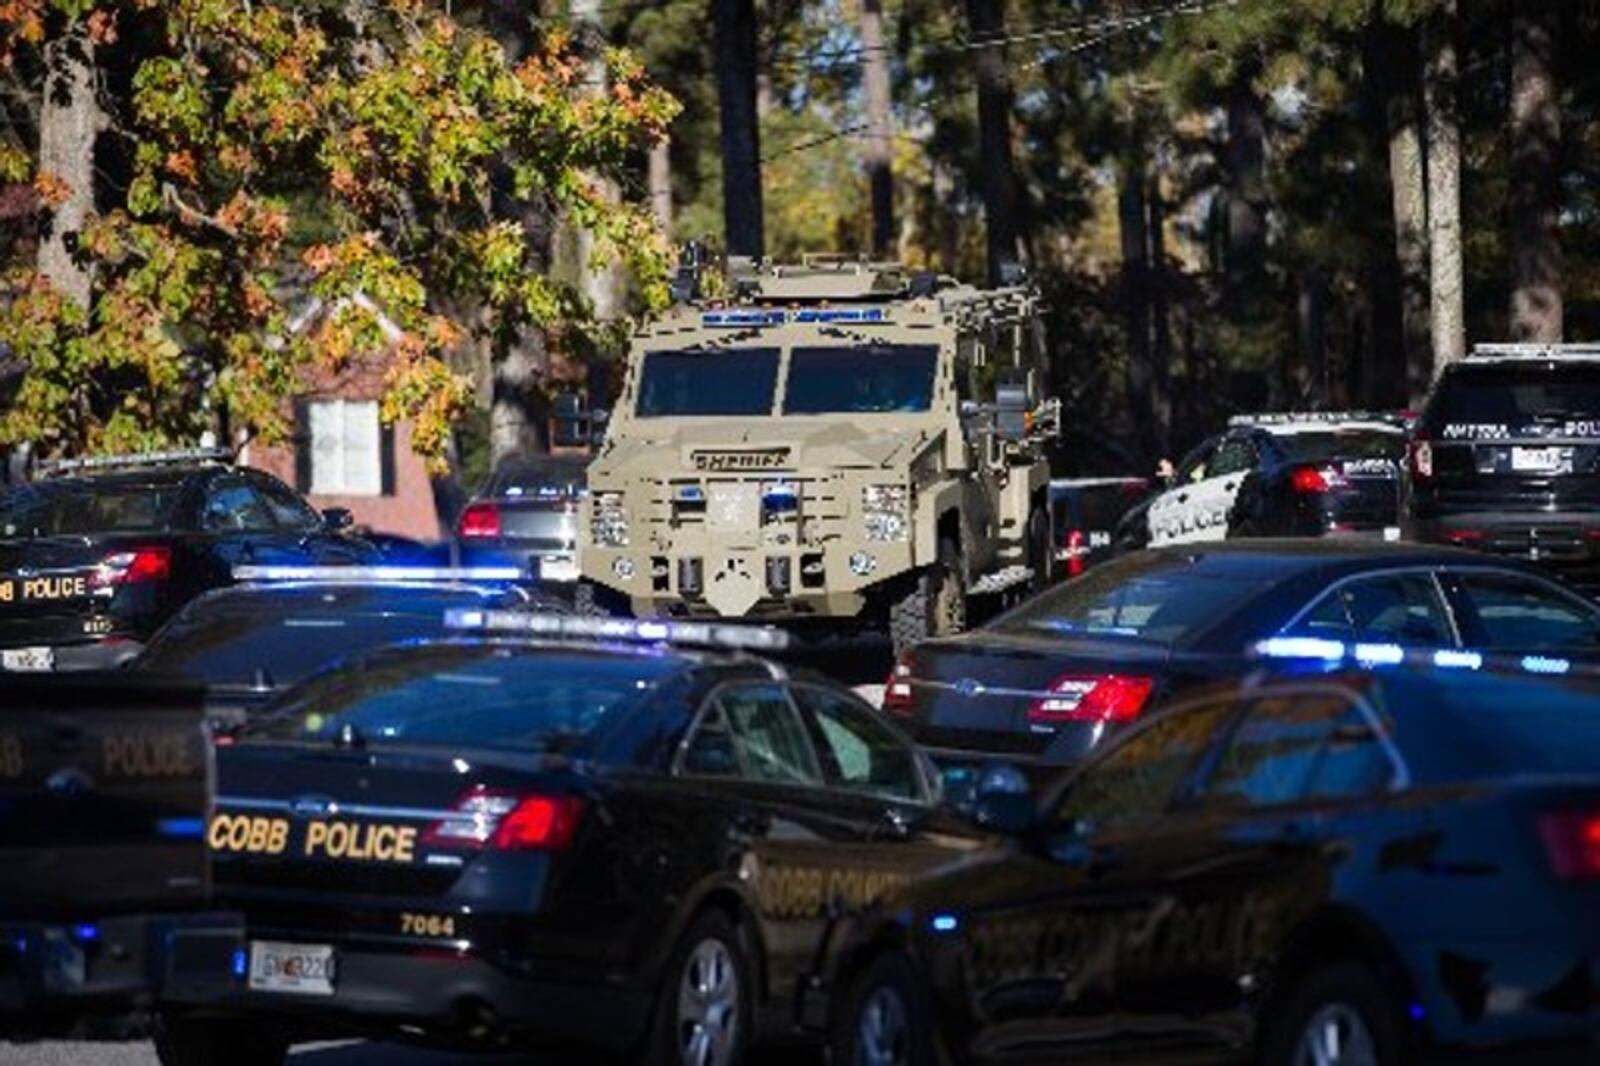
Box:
[1048,478,1147,578]
[159,613,977,1066]
[1121,413,1406,549]
[887,540,1600,776]
[829,657,1600,1065]
[1406,343,1600,593]
[0,450,375,671]
[133,567,558,725]
[453,453,588,587]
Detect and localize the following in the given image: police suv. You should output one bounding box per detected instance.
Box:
[0,449,376,671]
[1406,343,1600,594]
[1121,412,1406,548]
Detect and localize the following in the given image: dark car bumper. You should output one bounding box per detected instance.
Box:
[0,911,243,1038]
[170,935,653,1053]
[1408,512,1600,590]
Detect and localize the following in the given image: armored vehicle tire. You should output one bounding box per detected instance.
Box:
[155,1015,287,1066]
[890,540,966,652]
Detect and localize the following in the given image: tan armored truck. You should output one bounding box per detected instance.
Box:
[576,258,1059,648]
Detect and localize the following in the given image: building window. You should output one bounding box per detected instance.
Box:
[307,399,382,496]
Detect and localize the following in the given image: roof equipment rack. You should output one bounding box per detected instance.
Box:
[38,447,234,477]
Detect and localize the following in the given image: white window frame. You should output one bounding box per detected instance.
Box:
[308,398,382,497]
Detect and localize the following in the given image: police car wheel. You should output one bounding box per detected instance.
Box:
[1261,963,1404,1066]
[154,1014,287,1066]
[645,910,753,1066]
[831,951,934,1066]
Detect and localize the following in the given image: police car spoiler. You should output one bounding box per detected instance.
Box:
[443,609,792,653]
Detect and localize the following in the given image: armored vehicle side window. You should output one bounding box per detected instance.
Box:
[792,685,921,801]
[783,345,939,415]
[637,348,779,417]
[1057,700,1234,832]
[717,684,824,786]
[1450,572,1600,649]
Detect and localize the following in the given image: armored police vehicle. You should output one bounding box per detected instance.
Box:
[578,258,1059,649]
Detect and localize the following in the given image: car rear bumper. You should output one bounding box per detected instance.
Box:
[169,939,653,1053]
[1409,512,1600,587]
[0,911,243,1037]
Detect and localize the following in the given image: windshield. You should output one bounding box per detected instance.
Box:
[0,482,181,538]
[783,345,939,414]
[637,348,778,417]
[252,643,678,755]
[1427,364,1600,434]
[1276,432,1404,464]
[994,561,1273,644]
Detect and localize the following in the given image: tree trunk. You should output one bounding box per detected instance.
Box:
[1297,266,1328,406]
[1424,0,1466,378]
[964,0,1023,285]
[35,22,105,310]
[1508,0,1563,342]
[860,0,895,260]
[648,136,674,237]
[572,0,621,323]
[1368,19,1432,394]
[1223,67,1267,310]
[713,0,764,258]
[1119,154,1153,465]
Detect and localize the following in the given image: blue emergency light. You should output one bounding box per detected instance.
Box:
[1253,637,1589,681]
[701,310,786,329]
[792,307,889,325]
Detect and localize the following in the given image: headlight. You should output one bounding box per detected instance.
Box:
[862,484,910,543]
[591,492,630,548]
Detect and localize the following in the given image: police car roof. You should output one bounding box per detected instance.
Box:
[1132,538,1509,578]
[184,581,528,617]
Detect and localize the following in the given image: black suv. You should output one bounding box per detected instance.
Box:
[1406,344,1600,593]
[0,449,376,670]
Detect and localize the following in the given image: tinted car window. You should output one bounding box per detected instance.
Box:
[1426,363,1600,430]
[1292,574,1452,644]
[681,704,741,778]
[1211,438,1257,477]
[793,685,920,801]
[718,684,823,786]
[997,562,1272,644]
[636,348,778,417]
[0,481,181,536]
[1452,573,1600,649]
[202,477,275,532]
[783,345,939,415]
[1059,700,1235,831]
[1202,691,1391,809]
[1274,431,1404,464]
[250,475,321,531]
[488,458,588,498]
[254,645,676,755]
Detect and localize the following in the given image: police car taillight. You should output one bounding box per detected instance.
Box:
[1290,466,1349,494]
[458,502,502,539]
[1029,674,1153,724]
[423,786,584,852]
[883,655,916,716]
[1063,529,1088,577]
[90,546,171,589]
[1538,811,1600,880]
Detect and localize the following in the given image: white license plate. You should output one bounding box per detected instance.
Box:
[1,647,54,672]
[1512,446,1571,474]
[248,941,337,996]
[536,555,578,583]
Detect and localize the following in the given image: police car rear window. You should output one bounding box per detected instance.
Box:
[995,564,1273,644]
[1276,432,1403,464]
[252,644,676,755]
[489,459,588,498]
[0,482,180,537]
[1428,364,1600,437]
[637,348,779,417]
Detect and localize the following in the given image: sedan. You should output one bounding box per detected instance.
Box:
[887,540,1600,776]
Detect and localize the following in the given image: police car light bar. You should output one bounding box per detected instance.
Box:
[1471,343,1600,360]
[442,609,792,653]
[1252,637,1600,681]
[233,566,526,584]
[1228,411,1403,430]
[39,447,234,475]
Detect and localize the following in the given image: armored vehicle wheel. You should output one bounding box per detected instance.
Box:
[890,540,966,652]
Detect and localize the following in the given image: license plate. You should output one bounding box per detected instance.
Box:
[1,647,54,672]
[1383,526,1401,542]
[535,555,578,583]
[1512,446,1571,474]
[248,941,337,996]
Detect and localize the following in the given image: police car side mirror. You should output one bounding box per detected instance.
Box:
[970,763,1036,836]
[321,507,354,531]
